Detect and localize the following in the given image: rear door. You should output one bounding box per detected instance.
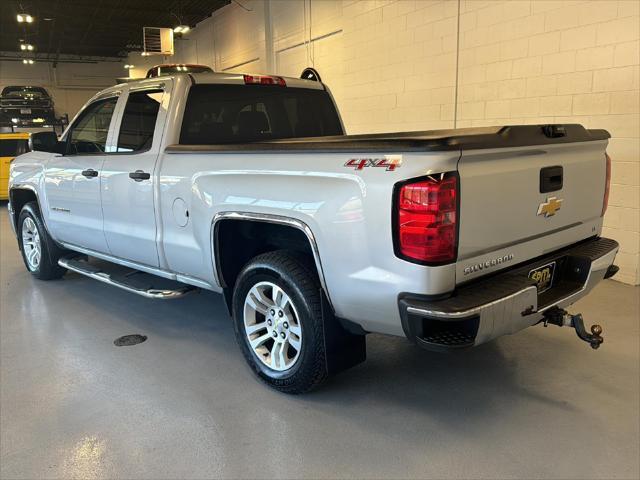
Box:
[456,137,608,283]
[100,83,169,267]
[44,95,119,252]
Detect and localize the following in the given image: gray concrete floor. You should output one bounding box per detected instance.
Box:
[1,206,639,480]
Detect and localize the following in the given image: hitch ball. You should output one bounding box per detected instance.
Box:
[542,307,604,350]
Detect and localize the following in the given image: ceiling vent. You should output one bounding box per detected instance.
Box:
[143,27,174,56]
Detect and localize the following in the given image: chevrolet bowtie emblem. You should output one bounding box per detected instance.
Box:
[537,197,563,217]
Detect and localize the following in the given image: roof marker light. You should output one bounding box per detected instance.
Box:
[243,74,286,86]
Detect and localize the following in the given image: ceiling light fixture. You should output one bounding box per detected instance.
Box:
[173,25,190,33]
[17,14,34,23]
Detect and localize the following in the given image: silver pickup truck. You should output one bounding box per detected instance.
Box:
[8,71,619,393]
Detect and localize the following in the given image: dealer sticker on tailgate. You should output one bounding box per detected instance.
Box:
[528,261,556,293]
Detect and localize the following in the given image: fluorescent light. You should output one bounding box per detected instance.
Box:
[174,25,190,33]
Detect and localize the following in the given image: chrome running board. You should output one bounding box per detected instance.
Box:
[58,257,195,299]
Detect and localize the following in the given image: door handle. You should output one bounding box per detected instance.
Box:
[81,169,98,178]
[540,166,563,193]
[129,170,151,182]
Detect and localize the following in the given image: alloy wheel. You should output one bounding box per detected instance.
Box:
[243,281,303,371]
[21,217,41,271]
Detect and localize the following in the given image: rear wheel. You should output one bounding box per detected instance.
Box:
[232,250,328,394]
[17,202,67,280]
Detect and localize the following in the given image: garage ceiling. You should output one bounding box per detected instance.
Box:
[0,0,230,59]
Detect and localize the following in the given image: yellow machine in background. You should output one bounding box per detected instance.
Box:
[0,132,30,200]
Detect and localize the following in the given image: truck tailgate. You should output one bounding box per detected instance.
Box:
[456,137,608,284]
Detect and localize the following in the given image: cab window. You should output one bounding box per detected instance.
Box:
[179,84,343,144]
[66,97,118,155]
[116,90,163,153]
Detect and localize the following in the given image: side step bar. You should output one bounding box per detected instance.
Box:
[58,257,195,299]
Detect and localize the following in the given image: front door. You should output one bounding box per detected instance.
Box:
[44,96,119,253]
[101,86,168,267]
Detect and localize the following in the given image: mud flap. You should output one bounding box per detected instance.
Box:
[321,290,367,375]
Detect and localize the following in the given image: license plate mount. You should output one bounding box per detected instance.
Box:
[528,261,556,293]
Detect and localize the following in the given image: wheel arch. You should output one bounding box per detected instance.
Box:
[9,186,40,232]
[212,212,332,310]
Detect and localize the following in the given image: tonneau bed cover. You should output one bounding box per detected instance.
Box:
[166,124,609,153]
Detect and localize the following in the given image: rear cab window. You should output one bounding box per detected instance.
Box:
[179,84,343,144]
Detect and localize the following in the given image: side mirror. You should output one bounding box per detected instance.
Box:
[30,131,62,153]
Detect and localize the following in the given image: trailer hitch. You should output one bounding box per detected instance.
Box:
[542,306,604,349]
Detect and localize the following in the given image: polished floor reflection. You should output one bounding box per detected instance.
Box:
[1,205,638,479]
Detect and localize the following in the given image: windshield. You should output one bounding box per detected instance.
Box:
[180,84,343,144]
[1,86,49,98]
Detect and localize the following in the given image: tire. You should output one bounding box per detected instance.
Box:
[17,202,67,280]
[232,250,328,394]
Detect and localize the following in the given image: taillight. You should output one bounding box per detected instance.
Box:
[395,174,458,263]
[243,74,286,86]
[602,152,611,216]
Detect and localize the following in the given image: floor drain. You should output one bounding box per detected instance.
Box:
[114,334,147,346]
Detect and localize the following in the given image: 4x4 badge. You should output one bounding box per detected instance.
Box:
[537,197,563,217]
[345,155,402,171]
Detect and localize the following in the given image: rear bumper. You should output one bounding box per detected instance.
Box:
[1,107,55,126]
[399,237,619,351]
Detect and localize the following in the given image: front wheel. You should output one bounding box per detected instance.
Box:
[17,202,67,280]
[232,250,328,394]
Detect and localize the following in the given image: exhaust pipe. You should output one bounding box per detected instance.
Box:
[542,306,604,349]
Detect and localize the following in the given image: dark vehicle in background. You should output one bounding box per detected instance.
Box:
[145,64,213,78]
[0,86,55,127]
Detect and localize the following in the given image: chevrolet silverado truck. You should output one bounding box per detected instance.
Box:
[8,71,619,393]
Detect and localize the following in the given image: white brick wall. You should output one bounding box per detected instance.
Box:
[169,0,640,284]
